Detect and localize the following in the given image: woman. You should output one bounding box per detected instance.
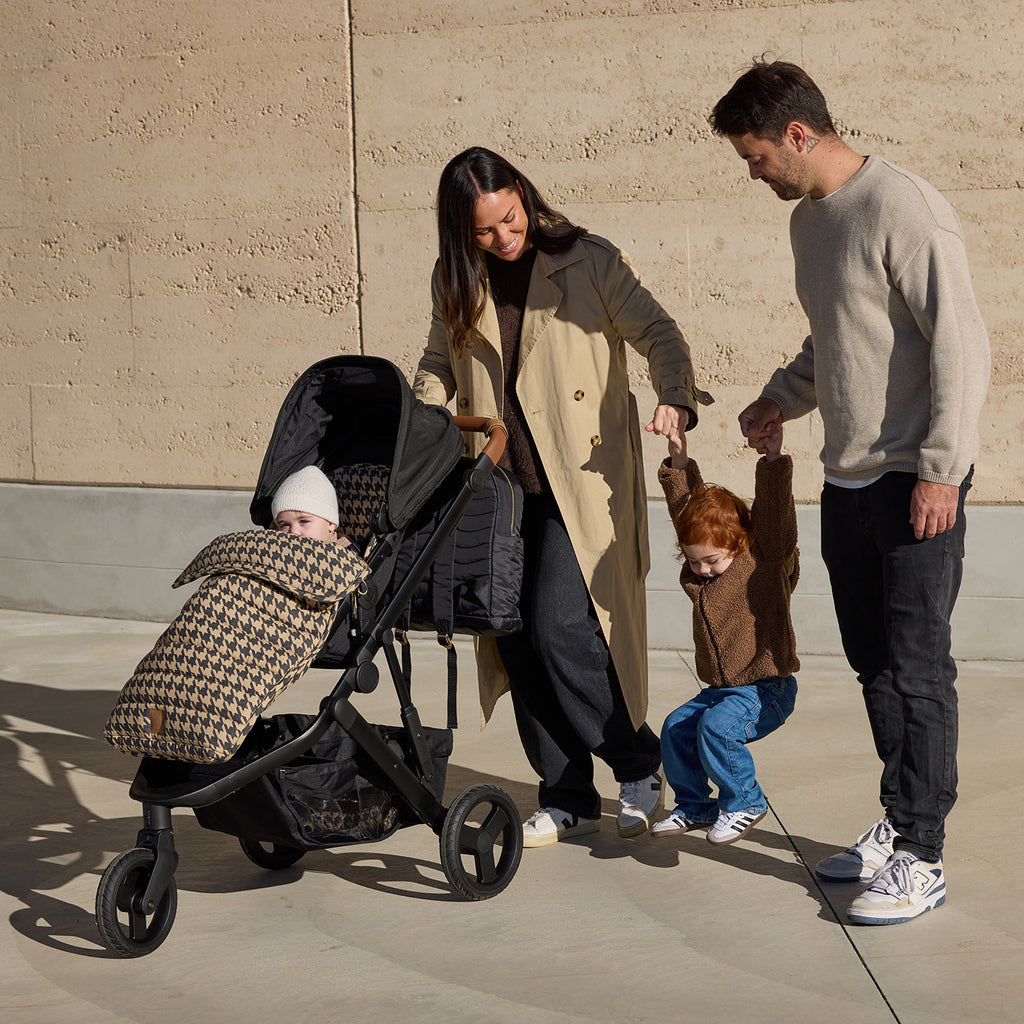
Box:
[414,147,712,847]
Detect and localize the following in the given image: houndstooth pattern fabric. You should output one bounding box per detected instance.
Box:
[173,529,367,602]
[104,530,370,764]
[331,463,388,545]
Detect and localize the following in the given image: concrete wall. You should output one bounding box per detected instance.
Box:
[3,2,1022,649]
[2,482,1019,660]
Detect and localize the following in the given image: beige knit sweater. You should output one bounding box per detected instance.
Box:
[658,455,800,688]
[763,155,990,486]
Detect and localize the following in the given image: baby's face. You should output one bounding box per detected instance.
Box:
[274,509,337,542]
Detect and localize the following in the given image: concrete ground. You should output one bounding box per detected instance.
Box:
[2,608,1021,1024]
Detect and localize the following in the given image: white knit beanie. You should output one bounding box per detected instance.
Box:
[271,465,339,525]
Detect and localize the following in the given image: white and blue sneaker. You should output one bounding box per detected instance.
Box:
[816,817,898,882]
[847,851,946,925]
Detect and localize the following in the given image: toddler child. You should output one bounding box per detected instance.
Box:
[272,465,350,546]
[652,424,799,845]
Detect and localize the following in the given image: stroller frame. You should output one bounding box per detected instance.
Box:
[95,357,524,958]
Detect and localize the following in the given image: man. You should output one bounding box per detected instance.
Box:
[709,59,990,925]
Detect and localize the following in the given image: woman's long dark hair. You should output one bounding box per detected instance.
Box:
[436,147,586,357]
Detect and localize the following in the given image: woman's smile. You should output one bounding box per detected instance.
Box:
[472,187,531,261]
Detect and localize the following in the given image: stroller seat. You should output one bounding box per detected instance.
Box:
[331,462,389,550]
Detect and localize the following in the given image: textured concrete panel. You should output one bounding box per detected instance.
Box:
[0,227,132,386]
[354,1,805,37]
[639,384,827,502]
[977,387,1024,502]
[18,44,353,226]
[359,208,438,374]
[0,73,20,228]
[29,384,288,486]
[129,219,360,388]
[354,5,805,210]
[567,198,801,385]
[1,1,1020,508]
[800,0,1024,192]
[953,191,1024,384]
[3,1,351,68]
[0,386,32,480]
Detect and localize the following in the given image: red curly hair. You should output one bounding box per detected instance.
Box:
[675,483,752,556]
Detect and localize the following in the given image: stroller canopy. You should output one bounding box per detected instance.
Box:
[251,356,464,534]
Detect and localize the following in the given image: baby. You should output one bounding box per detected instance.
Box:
[271,465,350,546]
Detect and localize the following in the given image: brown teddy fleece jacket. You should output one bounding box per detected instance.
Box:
[658,455,800,689]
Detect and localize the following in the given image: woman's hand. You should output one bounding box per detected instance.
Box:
[645,404,690,440]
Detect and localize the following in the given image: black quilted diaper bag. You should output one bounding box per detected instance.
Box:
[392,460,524,638]
[194,714,454,848]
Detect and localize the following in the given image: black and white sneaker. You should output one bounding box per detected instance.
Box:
[617,774,664,837]
[706,809,767,845]
[522,808,601,848]
[650,811,714,837]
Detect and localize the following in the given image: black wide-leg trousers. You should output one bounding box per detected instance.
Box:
[496,492,660,819]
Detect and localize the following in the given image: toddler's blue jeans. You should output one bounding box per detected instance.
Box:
[660,676,797,820]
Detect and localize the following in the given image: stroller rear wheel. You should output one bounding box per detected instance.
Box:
[95,848,177,957]
[440,784,523,900]
[238,837,305,869]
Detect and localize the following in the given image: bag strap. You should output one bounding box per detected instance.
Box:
[393,627,457,731]
[430,530,456,645]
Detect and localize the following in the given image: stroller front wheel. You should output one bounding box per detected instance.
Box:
[95,847,177,957]
[439,784,523,900]
[238,837,305,870]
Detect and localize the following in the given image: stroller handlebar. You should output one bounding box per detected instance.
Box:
[451,416,508,466]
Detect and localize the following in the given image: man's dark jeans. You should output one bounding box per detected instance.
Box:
[821,469,972,862]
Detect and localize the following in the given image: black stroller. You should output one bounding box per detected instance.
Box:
[95,355,525,957]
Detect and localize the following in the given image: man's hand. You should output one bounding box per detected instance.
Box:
[738,398,783,455]
[910,480,959,540]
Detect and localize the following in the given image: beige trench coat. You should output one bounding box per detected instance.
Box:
[413,234,712,729]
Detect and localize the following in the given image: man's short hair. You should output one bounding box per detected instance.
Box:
[709,58,837,140]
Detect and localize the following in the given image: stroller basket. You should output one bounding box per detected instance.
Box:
[194,714,454,849]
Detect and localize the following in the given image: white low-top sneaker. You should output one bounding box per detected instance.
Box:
[706,808,767,845]
[522,808,600,848]
[815,817,898,882]
[617,774,663,837]
[650,811,714,837]
[847,851,946,925]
